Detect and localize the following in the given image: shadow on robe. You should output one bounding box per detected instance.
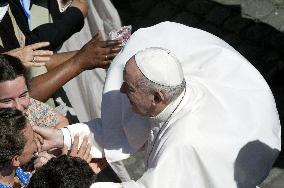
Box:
[234,140,279,188]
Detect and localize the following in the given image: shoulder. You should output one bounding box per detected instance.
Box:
[25,98,57,127]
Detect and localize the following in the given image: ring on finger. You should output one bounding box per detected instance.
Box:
[105,55,108,61]
[32,56,36,62]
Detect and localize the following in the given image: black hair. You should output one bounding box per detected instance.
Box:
[0,108,27,167]
[29,155,96,188]
[0,54,29,86]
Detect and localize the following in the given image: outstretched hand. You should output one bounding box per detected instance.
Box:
[62,134,92,163]
[74,32,122,70]
[34,151,56,170]
[32,125,64,151]
[5,42,53,68]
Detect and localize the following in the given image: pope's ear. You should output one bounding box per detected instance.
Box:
[153,91,165,104]
[11,155,21,167]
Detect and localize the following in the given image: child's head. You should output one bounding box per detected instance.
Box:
[29,155,96,188]
[0,108,37,169]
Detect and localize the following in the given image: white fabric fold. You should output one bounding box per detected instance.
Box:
[96,21,281,187]
[0,5,9,23]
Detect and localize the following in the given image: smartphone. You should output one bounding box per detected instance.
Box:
[109,25,132,46]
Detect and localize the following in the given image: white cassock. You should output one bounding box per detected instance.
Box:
[63,22,281,188]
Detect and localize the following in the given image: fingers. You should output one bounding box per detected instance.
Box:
[35,138,41,153]
[69,135,92,163]
[29,42,50,50]
[32,125,46,135]
[37,133,44,144]
[89,31,122,48]
[84,145,92,163]
[32,126,63,150]
[62,145,68,155]
[77,136,88,157]
[70,134,80,156]
[100,40,122,48]
[77,136,92,162]
[34,151,55,170]
[27,49,53,67]
[34,133,43,153]
[24,62,46,68]
[38,151,55,159]
[100,47,121,55]
[97,60,112,69]
[32,56,51,62]
[110,47,122,53]
[34,157,49,169]
[33,50,53,57]
[26,42,53,67]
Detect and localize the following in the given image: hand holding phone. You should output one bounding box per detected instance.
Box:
[109,25,132,46]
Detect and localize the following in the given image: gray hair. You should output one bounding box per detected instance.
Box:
[137,74,186,103]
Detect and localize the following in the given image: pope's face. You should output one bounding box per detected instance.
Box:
[120,58,154,116]
[0,76,30,112]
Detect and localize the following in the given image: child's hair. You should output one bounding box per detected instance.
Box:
[29,155,96,188]
[0,108,27,167]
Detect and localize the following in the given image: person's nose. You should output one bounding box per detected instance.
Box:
[14,99,25,112]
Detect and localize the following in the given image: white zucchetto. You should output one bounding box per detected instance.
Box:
[134,47,184,87]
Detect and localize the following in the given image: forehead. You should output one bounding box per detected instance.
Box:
[123,57,141,82]
[0,76,27,97]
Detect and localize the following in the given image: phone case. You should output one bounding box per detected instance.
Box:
[109,25,132,46]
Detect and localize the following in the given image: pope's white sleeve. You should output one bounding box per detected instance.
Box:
[64,120,105,158]
[60,127,72,150]
[90,182,122,188]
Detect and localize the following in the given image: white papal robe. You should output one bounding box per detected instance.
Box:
[63,22,281,188]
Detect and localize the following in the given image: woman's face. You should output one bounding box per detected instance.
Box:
[0,76,30,112]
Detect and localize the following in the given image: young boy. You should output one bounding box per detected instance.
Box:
[0,108,38,188]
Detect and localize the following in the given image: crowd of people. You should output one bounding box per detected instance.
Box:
[0,0,281,188]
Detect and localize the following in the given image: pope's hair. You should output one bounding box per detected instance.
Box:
[137,74,186,103]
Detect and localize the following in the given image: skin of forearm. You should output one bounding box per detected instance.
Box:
[45,51,77,71]
[29,57,82,102]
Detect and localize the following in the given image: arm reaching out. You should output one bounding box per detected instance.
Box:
[5,42,53,68]
[33,121,105,158]
[29,32,122,102]
[32,125,64,151]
